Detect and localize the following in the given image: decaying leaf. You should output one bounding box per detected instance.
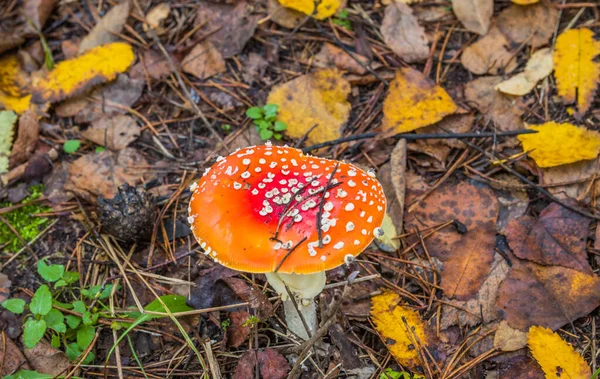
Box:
[144,3,170,32]
[505,202,592,273]
[370,290,429,370]
[312,43,371,75]
[527,326,591,379]
[24,339,71,376]
[540,156,600,202]
[31,42,135,104]
[0,92,31,114]
[554,28,600,117]
[78,1,130,53]
[234,348,289,379]
[518,122,600,168]
[496,261,600,331]
[227,311,252,348]
[382,67,457,135]
[494,320,527,352]
[0,110,17,174]
[0,335,31,375]
[0,55,29,97]
[267,0,305,29]
[380,3,429,63]
[461,27,517,75]
[9,109,39,168]
[266,69,350,145]
[182,41,226,80]
[409,114,474,164]
[496,48,553,95]
[22,0,58,33]
[81,115,141,151]
[452,0,492,35]
[278,0,342,20]
[496,3,559,48]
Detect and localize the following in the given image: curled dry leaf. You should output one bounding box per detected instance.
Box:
[24,339,71,376]
[266,69,350,145]
[31,42,135,104]
[382,67,457,135]
[144,3,170,32]
[496,48,553,95]
[452,0,492,35]
[380,3,429,63]
[22,0,58,33]
[278,0,342,20]
[496,3,559,48]
[554,28,600,118]
[527,326,591,378]
[78,1,130,53]
[312,43,372,75]
[182,41,226,80]
[461,27,518,75]
[494,320,527,352]
[81,115,141,151]
[518,122,600,168]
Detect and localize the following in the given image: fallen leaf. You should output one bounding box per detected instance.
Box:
[0,32,26,55]
[258,348,289,379]
[341,280,378,319]
[195,1,260,58]
[267,0,305,29]
[130,49,175,81]
[0,273,11,303]
[527,326,591,378]
[8,109,39,168]
[0,93,31,114]
[329,324,362,370]
[0,111,17,174]
[266,69,351,145]
[496,3,559,48]
[227,311,252,348]
[144,3,170,32]
[496,355,545,379]
[380,3,429,63]
[496,48,553,95]
[452,0,492,35]
[233,350,257,378]
[461,27,518,75]
[409,114,474,163]
[182,41,226,80]
[312,43,371,75]
[221,277,274,321]
[464,76,528,131]
[512,0,538,3]
[22,0,57,32]
[494,320,527,351]
[382,67,457,135]
[278,0,342,20]
[241,53,269,85]
[540,156,600,202]
[24,339,71,376]
[0,55,30,97]
[371,290,430,370]
[441,222,496,300]
[506,202,591,273]
[31,42,135,104]
[518,122,600,168]
[81,115,140,151]
[0,336,31,376]
[78,1,131,53]
[496,261,600,331]
[188,266,238,310]
[554,28,600,118]
[65,148,148,201]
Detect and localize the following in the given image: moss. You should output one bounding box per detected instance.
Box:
[0,184,51,252]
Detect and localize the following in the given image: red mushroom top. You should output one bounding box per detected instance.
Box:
[188,144,386,274]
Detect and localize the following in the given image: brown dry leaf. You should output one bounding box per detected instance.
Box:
[195,1,260,58]
[382,67,457,135]
[409,114,474,163]
[461,27,518,75]
[31,42,135,104]
[494,320,527,351]
[65,148,148,201]
[81,115,140,151]
[267,0,305,29]
[258,348,289,379]
[312,43,372,75]
[78,1,130,53]
[527,326,591,378]
[266,69,350,145]
[380,3,429,63]
[0,32,26,55]
[22,0,57,32]
[227,311,252,348]
[144,3,170,32]
[0,273,10,303]
[496,48,553,95]
[0,336,30,376]
[495,355,545,379]
[497,3,559,48]
[130,49,175,81]
[464,76,529,132]
[554,28,600,118]
[182,41,226,80]
[540,157,600,202]
[441,222,496,300]
[24,339,71,376]
[505,202,592,274]
[496,261,600,331]
[452,0,492,35]
[8,109,39,168]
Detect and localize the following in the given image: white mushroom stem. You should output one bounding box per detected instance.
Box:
[265,271,326,340]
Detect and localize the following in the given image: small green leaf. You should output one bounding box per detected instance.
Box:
[54,280,66,288]
[274,133,283,140]
[255,119,270,129]
[264,113,277,122]
[37,260,65,282]
[51,334,60,348]
[65,342,81,362]
[61,271,80,285]
[77,325,95,350]
[221,124,231,132]
[273,121,287,131]
[246,107,263,119]
[44,308,66,333]
[52,299,73,309]
[66,315,81,329]
[259,129,274,140]
[30,285,52,316]
[2,298,26,314]
[63,140,81,154]
[4,369,54,379]
[23,319,47,349]
[95,146,105,153]
[72,300,86,314]
[263,104,279,117]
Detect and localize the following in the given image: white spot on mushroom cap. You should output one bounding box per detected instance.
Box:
[242,158,251,165]
[333,242,345,250]
[345,203,355,211]
[346,221,355,232]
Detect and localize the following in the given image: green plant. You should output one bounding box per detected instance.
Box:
[221,318,231,330]
[380,368,425,379]
[3,369,82,379]
[242,315,260,327]
[63,140,81,154]
[332,9,352,31]
[221,124,232,133]
[246,104,287,141]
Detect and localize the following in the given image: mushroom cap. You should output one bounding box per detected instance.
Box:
[188,144,386,274]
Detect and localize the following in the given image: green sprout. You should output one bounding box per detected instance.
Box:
[332,9,352,31]
[246,104,287,141]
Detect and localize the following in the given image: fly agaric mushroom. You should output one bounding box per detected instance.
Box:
[188,143,386,338]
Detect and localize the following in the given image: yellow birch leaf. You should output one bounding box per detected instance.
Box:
[370,290,428,369]
[527,326,591,379]
[496,48,553,96]
[277,0,342,20]
[518,122,600,168]
[266,69,350,145]
[0,93,31,115]
[0,55,29,97]
[511,0,538,4]
[554,28,600,117]
[31,42,135,104]
[382,67,457,135]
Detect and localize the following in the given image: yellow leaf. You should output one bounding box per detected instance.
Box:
[0,55,29,97]
[554,28,600,117]
[31,42,135,104]
[511,0,538,3]
[496,48,553,96]
[0,92,31,115]
[277,0,342,20]
[527,326,591,379]
[266,69,350,145]
[382,67,457,134]
[518,122,600,168]
[370,290,428,369]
